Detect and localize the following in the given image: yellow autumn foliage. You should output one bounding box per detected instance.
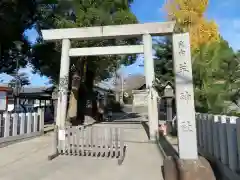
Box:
[166,0,208,15]
[164,0,220,50]
[192,20,219,49]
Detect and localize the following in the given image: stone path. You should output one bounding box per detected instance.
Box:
[0,117,164,180]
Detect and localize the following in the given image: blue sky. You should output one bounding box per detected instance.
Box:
[1,0,239,86]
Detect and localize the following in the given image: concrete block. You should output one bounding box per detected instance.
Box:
[163,156,216,180]
[163,156,178,180]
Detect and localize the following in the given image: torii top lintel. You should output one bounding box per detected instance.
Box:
[41,21,175,41]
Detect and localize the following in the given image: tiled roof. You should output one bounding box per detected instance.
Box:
[20,86,49,93]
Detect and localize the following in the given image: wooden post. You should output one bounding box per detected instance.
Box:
[20,113,25,135]
[207,114,214,155]
[236,117,240,171]
[212,115,221,159]
[4,113,10,137]
[226,116,238,171]
[195,113,200,146]
[12,113,18,136]
[172,33,198,160]
[219,115,228,165]
[27,113,32,133]
[38,108,44,133]
[0,113,2,137]
[202,114,208,152]
[197,114,203,148]
[33,112,38,132]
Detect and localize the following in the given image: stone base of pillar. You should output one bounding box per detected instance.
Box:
[166,121,172,135]
[163,156,216,180]
[163,156,178,180]
[149,136,156,142]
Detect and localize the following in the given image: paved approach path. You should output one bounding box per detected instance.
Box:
[0,117,164,180]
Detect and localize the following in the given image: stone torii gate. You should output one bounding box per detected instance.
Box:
[41,21,198,161]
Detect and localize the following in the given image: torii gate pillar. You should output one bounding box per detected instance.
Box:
[56,39,71,129]
[143,34,158,141]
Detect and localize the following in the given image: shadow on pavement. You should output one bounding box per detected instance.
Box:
[141,121,150,139]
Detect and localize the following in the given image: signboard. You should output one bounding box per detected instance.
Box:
[0,91,7,111]
[172,33,198,159]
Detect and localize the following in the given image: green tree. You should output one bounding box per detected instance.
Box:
[31,0,138,124]
[153,37,173,90]
[0,0,37,74]
[9,72,31,87]
[192,39,237,114]
[223,51,240,114]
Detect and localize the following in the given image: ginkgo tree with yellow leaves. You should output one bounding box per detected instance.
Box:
[164,0,220,50]
[155,0,240,115]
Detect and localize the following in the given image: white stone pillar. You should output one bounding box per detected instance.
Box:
[56,39,71,129]
[172,33,198,159]
[143,34,158,141]
[115,93,120,102]
[38,108,44,133]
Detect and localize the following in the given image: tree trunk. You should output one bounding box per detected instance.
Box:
[76,82,87,125]
[85,63,98,121]
[66,59,85,125]
[67,59,98,125]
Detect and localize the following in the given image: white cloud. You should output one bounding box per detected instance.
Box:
[0,65,50,86]
[0,73,13,83]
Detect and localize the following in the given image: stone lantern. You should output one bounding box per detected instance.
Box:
[164,83,174,134]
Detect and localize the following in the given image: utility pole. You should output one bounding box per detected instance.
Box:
[13,41,23,112]
[16,57,20,112]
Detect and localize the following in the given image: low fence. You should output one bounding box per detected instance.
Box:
[48,125,126,165]
[0,109,44,144]
[196,113,240,180]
